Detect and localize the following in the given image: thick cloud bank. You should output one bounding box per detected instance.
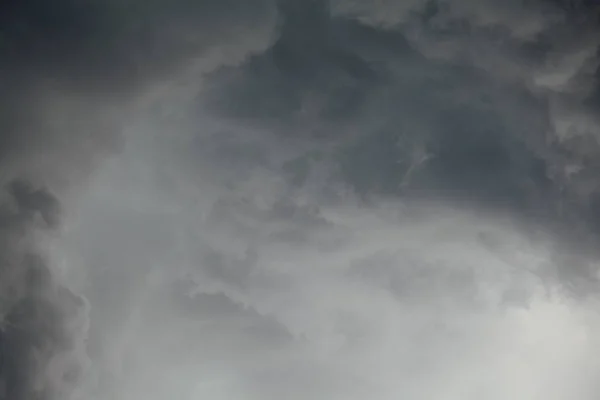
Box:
[2,0,600,399]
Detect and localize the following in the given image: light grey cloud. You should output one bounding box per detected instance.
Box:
[57,3,600,398]
[63,78,600,400]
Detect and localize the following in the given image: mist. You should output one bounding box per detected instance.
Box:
[2,0,600,399]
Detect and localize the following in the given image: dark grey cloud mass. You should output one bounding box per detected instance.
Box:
[2,0,600,399]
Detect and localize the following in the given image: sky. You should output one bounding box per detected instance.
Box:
[2,1,600,399]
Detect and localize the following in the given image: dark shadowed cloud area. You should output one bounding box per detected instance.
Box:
[2,0,600,399]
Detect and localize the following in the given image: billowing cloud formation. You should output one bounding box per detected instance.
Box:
[64,112,600,400]
[0,0,277,398]
[3,0,600,399]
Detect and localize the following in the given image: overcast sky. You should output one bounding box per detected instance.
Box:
[2,1,600,399]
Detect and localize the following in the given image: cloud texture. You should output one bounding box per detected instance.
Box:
[2,0,600,399]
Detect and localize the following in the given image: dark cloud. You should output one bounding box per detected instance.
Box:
[4,0,600,399]
[200,0,600,244]
[0,181,88,400]
[0,0,278,182]
[0,0,278,399]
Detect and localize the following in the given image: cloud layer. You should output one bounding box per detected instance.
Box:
[3,0,600,399]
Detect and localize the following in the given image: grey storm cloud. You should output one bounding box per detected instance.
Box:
[2,0,600,400]
[0,0,276,399]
